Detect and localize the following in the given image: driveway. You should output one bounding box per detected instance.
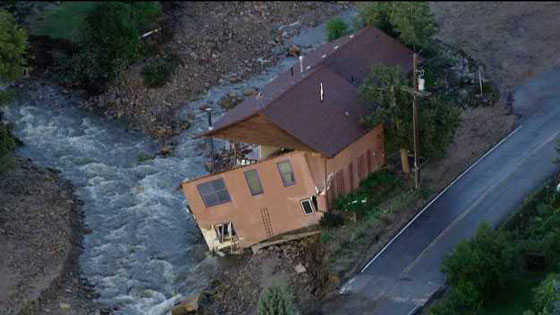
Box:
[329,66,560,314]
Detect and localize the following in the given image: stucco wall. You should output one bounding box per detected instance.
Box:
[182,151,322,249]
[306,125,385,204]
[182,125,385,251]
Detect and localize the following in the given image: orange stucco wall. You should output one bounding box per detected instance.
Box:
[325,124,385,198]
[182,151,322,249]
[181,125,385,251]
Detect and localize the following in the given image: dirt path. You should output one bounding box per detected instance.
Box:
[0,156,101,315]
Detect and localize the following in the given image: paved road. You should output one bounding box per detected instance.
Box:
[332,67,560,314]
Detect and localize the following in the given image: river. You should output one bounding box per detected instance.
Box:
[2,9,356,315]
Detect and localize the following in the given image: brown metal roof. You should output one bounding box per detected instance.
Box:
[201,26,419,158]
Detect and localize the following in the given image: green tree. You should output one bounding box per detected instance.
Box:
[441,223,517,302]
[360,64,461,173]
[72,2,140,87]
[326,18,348,41]
[257,280,297,315]
[357,2,396,36]
[357,2,437,50]
[0,10,27,82]
[532,273,560,315]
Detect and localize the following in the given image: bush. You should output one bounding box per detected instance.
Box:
[124,1,162,34]
[532,273,560,314]
[320,211,345,229]
[326,18,348,41]
[441,223,517,302]
[257,280,297,315]
[430,281,482,315]
[142,58,174,88]
[0,123,16,172]
[334,169,402,218]
[72,2,140,87]
[0,10,27,82]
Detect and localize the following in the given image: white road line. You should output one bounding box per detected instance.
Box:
[399,127,560,276]
[406,304,421,315]
[359,124,523,273]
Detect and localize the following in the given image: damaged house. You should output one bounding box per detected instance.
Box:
[181,26,417,253]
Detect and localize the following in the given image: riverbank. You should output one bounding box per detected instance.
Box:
[84,1,351,140]
[0,155,102,314]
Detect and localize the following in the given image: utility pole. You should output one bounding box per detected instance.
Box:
[412,53,420,190]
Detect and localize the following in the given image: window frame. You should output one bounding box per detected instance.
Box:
[196,178,232,208]
[244,169,264,196]
[348,162,354,192]
[300,198,316,215]
[276,160,296,187]
[214,222,237,243]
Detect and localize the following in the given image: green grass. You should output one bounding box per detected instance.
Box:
[32,2,101,41]
[480,272,546,315]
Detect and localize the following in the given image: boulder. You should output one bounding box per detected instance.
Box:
[243,88,257,96]
[287,45,301,57]
[171,292,201,315]
[218,91,243,109]
[294,263,307,274]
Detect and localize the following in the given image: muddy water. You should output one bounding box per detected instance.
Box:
[2,9,356,315]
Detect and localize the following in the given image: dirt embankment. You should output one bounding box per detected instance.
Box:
[87,1,351,140]
[0,157,102,315]
[431,2,560,93]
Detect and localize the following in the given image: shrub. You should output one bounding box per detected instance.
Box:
[124,1,162,34]
[532,273,560,314]
[142,58,174,88]
[0,10,27,82]
[257,280,297,315]
[0,123,16,172]
[72,2,140,87]
[441,223,517,302]
[430,281,482,315]
[326,18,348,41]
[320,211,345,229]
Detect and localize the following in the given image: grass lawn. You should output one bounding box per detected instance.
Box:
[480,272,547,315]
[32,2,100,41]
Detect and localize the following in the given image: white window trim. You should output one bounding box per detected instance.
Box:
[300,198,315,216]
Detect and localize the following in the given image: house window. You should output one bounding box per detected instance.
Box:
[348,162,354,192]
[300,198,315,215]
[336,170,345,197]
[358,154,366,181]
[197,178,231,207]
[277,160,296,187]
[244,169,264,195]
[214,222,237,243]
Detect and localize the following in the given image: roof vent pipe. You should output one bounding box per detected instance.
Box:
[299,56,304,73]
[320,82,324,103]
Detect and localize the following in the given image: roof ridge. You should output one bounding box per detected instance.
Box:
[202,28,370,136]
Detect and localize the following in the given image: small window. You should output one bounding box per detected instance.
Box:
[348,162,354,192]
[336,170,345,197]
[358,154,366,181]
[367,150,372,174]
[244,169,264,196]
[215,222,237,243]
[197,178,231,207]
[300,198,315,215]
[277,160,296,187]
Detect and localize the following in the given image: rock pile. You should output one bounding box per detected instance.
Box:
[90,2,349,140]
